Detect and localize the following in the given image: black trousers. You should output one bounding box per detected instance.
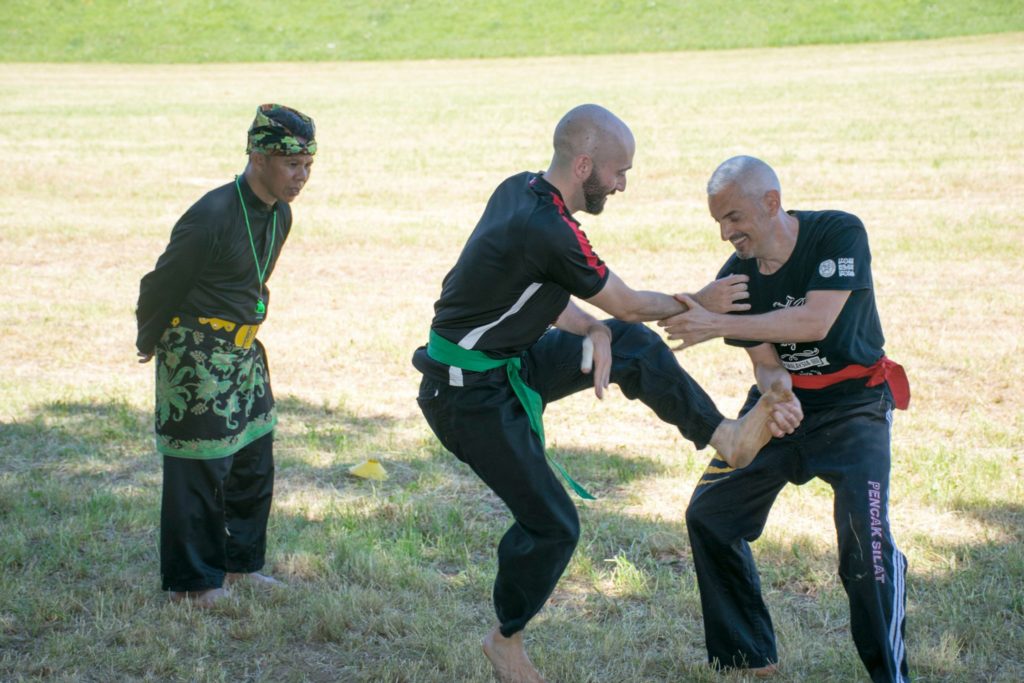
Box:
[160,431,275,591]
[417,320,724,636]
[687,390,909,683]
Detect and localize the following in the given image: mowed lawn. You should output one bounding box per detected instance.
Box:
[1,33,1023,682]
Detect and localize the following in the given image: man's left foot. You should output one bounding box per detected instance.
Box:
[709,380,794,469]
[225,572,285,588]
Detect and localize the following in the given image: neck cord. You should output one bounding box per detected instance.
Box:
[235,176,277,318]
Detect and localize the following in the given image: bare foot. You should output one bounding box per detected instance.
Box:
[225,572,285,589]
[710,381,794,469]
[168,587,229,608]
[747,662,779,678]
[482,626,547,683]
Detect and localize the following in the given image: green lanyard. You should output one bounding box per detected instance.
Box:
[426,330,596,500]
[235,176,277,320]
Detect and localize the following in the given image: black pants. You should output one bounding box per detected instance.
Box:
[417,321,724,636]
[687,390,909,683]
[160,431,275,591]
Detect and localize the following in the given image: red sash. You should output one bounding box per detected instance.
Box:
[789,356,910,410]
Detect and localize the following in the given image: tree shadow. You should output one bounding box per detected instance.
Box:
[3,396,1023,681]
[0,394,401,486]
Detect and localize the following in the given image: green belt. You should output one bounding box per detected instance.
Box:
[427,330,595,500]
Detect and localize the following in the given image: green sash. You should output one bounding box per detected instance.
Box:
[427,330,596,500]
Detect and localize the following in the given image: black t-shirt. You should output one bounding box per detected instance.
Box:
[416,172,609,380]
[718,209,888,409]
[135,176,292,353]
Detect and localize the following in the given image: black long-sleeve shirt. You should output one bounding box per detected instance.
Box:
[136,175,292,353]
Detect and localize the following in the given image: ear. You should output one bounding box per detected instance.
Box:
[572,154,593,181]
[763,189,781,216]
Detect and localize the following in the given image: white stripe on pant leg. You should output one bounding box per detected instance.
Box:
[889,549,907,680]
[884,407,909,682]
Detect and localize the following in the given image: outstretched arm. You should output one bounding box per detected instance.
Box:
[554,301,613,399]
[585,270,686,322]
[658,289,851,349]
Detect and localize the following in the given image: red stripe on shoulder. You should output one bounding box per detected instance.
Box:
[550,193,607,278]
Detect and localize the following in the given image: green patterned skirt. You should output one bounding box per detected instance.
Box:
[153,314,276,459]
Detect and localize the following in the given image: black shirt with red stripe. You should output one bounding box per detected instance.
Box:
[718,209,890,409]
[428,172,610,359]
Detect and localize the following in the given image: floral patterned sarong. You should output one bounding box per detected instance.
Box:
[153,315,275,459]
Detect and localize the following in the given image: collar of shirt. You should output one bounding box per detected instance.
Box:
[528,171,565,202]
[237,173,275,212]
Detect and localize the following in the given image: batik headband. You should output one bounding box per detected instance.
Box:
[246,103,317,155]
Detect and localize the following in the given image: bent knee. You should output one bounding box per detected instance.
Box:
[685,499,708,532]
[522,501,580,548]
[685,495,745,544]
[555,509,581,547]
[606,319,665,353]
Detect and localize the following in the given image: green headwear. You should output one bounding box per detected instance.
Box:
[246,104,317,156]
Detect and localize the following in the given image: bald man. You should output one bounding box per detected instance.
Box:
[412,107,801,682]
[660,156,910,682]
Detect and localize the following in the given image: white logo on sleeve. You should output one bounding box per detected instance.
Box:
[838,257,855,277]
[818,259,837,277]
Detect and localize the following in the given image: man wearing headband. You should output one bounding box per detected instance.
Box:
[136,104,315,607]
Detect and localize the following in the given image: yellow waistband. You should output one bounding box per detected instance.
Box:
[171,314,260,349]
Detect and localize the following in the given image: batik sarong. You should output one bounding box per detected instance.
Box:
[153,314,275,459]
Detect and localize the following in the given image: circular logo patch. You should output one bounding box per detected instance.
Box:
[818,259,837,277]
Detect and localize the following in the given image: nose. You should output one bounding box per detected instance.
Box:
[617,175,627,193]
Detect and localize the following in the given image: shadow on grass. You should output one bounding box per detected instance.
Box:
[3,396,1023,681]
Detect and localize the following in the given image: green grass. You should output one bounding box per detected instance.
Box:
[1,33,1023,682]
[2,0,1023,62]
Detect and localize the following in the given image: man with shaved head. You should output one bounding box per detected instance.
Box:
[412,109,801,681]
[660,156,911,682]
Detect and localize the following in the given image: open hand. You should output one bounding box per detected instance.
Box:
[691,273,750,314]
[657,294,723,350]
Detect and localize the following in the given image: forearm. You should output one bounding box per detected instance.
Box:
[554,301,605,336]
[719,307,831,343]
[753,361,792,394]
[615,290,687,322]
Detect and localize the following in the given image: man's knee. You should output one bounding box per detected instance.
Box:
[686,491,735,546]
[551,503,581,549]
[606,319,665,355]
[685,497,711,538]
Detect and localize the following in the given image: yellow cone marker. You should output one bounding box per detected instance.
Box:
[349,458,388,480]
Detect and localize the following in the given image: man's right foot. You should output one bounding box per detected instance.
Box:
[482,626,547,683]
[711,381,794,469]
[747,662,779,678]
[168,587,229,608]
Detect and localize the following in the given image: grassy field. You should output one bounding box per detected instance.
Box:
[1,33,1023,682]
[2,0,1024,62]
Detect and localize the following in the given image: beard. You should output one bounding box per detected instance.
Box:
[582,169,612,215]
